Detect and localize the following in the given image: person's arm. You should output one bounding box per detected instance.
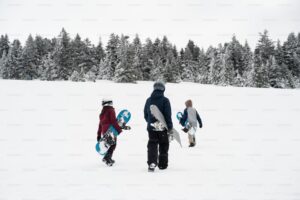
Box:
[97,116,102,141]
[144,99,148,122]
[163,99,173,130]
[196,111,203,128]
[110,109,122,134]
[179,108,188,126]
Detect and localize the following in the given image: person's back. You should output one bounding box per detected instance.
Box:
[144,90,172,131]
[144,81,172,172]
[187,107,198,128]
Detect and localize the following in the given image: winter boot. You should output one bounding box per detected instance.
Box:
[182,127,189,133]
[189,143,195,147]
[102,157,114,166]
[148,163,156,172]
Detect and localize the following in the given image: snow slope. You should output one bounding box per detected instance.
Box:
[0,80,300,200]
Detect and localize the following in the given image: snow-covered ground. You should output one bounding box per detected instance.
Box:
[0,80,300,200]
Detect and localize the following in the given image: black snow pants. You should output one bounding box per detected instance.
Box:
[147,130,169,168]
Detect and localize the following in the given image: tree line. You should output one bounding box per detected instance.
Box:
[0,28,300,88]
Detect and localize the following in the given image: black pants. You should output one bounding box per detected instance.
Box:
[147,130,169,168]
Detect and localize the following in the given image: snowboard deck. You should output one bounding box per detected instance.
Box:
[150,105,182,147]
[176,111,196,136]
[95,109,131,156]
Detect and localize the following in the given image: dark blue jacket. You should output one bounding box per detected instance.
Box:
[180,108,203,128]
[144,90,173,131]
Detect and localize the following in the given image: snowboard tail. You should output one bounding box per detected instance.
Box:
[150,105,182,147]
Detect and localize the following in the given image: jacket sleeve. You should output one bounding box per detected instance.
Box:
[196,111,203,128]
[97,122,102,136]
[144,99,148,122]
[110,109,122,134]
[97,115,102,136]
[163,99,173,130]
[179,108,188,126]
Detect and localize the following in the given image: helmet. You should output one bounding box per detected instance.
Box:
[102,98,113,106]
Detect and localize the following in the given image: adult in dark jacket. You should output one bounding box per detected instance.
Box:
[144,81,173,172]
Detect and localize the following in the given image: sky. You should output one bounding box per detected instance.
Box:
[0,0,299,49]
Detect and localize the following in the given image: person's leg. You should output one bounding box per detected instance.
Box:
[147,131,159,166]
[104,138,117,162]
[158,130,169,169]
[188,134,193,146]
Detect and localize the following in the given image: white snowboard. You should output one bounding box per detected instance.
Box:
[150,105,182,147]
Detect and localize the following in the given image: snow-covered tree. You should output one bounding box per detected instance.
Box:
[0,40,23,79]
[0,34,10,59]
[209,46,223,85]
[21,35,39,80]
[94,38,105,64]
[256,30,275,65]
[282,33,300,78]
[250,49,269,88]
[114,35,136,83]
[70,69,85,82]
[52,28,73,80]
[220,46,235,86]
[39,53,59,81]
[269,56,294,88]
[85,65,97,82]
[197,49,210,84]
[104,33,120,80]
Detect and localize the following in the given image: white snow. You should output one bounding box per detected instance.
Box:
[0,80,300,200]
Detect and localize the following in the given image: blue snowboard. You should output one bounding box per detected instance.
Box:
[95,109,131,156]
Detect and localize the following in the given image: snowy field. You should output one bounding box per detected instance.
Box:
[0,80,300,200]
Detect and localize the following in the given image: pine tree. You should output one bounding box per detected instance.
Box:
[21,35,39,80]
[70,69,85,82]
[197,49,210,84]
[209,46,223,85]
[250,49,269,88]
[104,33,120,79]
[282,32,300,78]
[52,28,73,80]
[70,35,97,80]
[39,53,59,81]
[181,47,197,81]
[114,35,136,83]
[140,38,154,80]
[0,34,10,59]
[269,56,294,88]
[85,65,97,82]
[163,50,180,83]
[186,40,200,61]
[0,40,23,79]
[242,41,253,86]
[220,46,235,86]
[256,30,275,65]
[132,34,143,80]
[94,38,105,64]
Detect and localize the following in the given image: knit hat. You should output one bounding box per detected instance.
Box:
[153,81,165,91]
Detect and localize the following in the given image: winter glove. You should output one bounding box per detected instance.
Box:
[168,129,174,142]
[97,135,101,142]
[122,125,131,130]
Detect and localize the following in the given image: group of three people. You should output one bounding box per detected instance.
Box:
[97,81,203,172]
